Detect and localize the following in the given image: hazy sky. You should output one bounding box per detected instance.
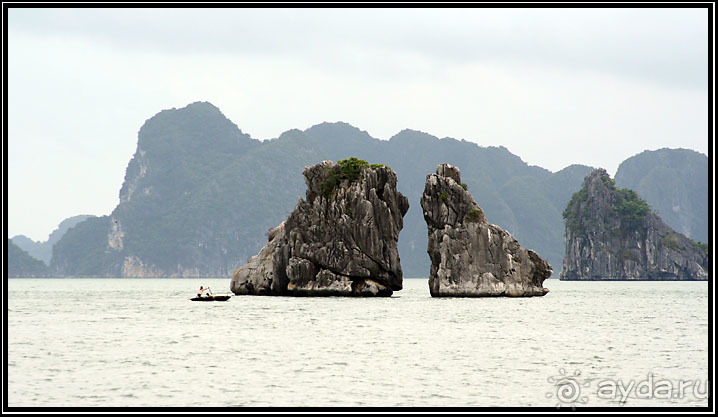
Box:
[8,7,709,241]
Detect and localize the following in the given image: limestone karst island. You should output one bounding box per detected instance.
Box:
[231,158,409,297]
[230,160,555,297]
[561,169,708,281]
[8,102,709,286]
[421,164,552,297]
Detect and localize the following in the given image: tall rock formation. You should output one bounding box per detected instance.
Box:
[231,158,409,296]
[561,169,708,280]
[51,102,294,277]
[307,122,592,277]
[420,164,552,297]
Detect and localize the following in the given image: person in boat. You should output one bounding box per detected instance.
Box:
[197,286,210,298]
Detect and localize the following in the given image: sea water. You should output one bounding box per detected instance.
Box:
[6,278,709,407]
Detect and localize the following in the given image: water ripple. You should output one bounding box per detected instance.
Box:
[7,278,709,407]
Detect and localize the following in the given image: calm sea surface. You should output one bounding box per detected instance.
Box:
[7,278,709,408]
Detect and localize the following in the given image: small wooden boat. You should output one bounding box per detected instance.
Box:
[190,295,232,302]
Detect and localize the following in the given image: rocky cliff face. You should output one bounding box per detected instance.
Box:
[420,164,552,297]
[50,102,267,277]
[561,169,708,281]
[231,158,410,296]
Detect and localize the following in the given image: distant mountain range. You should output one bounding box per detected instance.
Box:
[8,102,708,278]
[8,239,50,278]
[11,215,94,265]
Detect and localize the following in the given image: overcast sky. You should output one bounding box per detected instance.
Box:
[7,7,709,241]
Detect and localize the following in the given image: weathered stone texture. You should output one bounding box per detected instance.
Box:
[231,160,409,296]
[421,163,552,297]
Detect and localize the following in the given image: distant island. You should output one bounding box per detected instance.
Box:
[561,169,708,281]
[7,101,709,279]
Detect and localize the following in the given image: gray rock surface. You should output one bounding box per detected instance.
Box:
[561,168,708,280]
[231,160,409,296]
[420,163,552,297]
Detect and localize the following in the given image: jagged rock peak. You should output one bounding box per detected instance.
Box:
[560,168,708,281]
[586,167,612,189]
[421,163,552,297]
[436,163,462,183]
[231,158,410,296]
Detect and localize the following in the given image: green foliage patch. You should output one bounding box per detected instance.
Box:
[692,240,708,256]
[320,157,389,198]
[562,172,651,234]
[562,187,588,233]
[464,208,483,223]
[661,234,681,250]
[600,172,616,189]
[370,163,391,170]
[613,188,651,230]
[338,157,369,181]
[320,167,339,198]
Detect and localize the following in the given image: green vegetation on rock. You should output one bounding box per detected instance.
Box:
[320,167,339,198]
[613,188,651,229]
[370,163,391,170]
[320,157,389,198]
[464,208,483,223]
[661,234,681,250]
[562,187,589,234]
[338,157,369,181]
[561,168,708,281]
[601,173,616,189]
[692,240,708,256]
[563,170,651,234]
